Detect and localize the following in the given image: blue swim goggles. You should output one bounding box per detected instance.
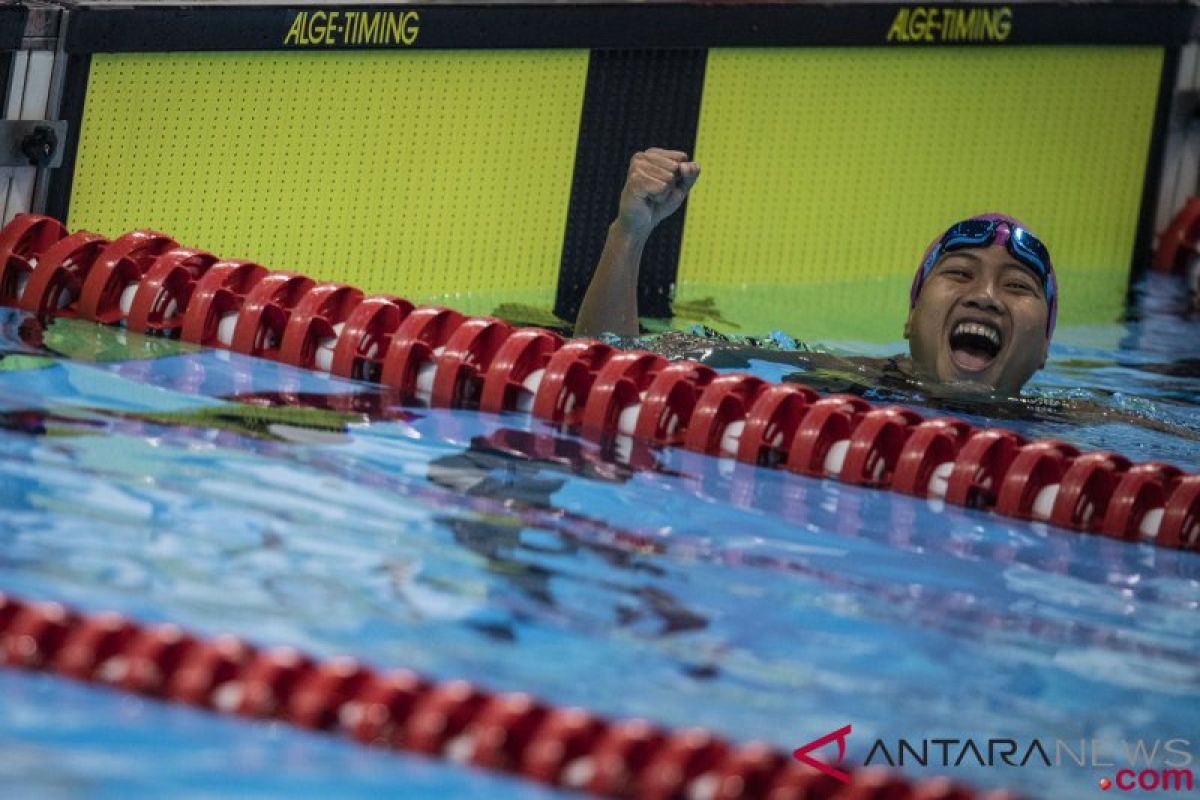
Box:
[919,218,1055,305]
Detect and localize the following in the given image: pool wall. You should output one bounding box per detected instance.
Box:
[0,2,1192,342]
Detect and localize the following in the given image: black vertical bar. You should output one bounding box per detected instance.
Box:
[555,49,707,324]
[1131,45,1181,283]
[0,52,13,119]
[45,53,90,223]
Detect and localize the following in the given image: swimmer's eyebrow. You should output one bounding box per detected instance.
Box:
[936,251,981,267]
[940,251,1032,277]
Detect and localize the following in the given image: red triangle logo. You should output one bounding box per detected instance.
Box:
[792,724,853,783]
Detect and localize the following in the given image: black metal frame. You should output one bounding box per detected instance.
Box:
[1133,45,1185,281]
[61,3,1196,53]
[0,2,27,130]
[44,52,88,223]
[0,52,12,121]
[556,49,706,321]
[0,4,22,53]
[0,5,28,218]
[45,2,1199,316]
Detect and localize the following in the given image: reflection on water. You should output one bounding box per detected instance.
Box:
[0,272,1197,800]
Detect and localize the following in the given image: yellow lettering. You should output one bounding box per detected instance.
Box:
[325,11,340,45]
[307,11,326,45]
[981,8,999,39]
[287,7,420,48]
[401,11,420,45]
[361,12,381,44]
[283,12,305,46]
[994,8,1012,40]
[946,9,967,41]
[924,8,939,41]
[887,8,909,41]
[887,6,1013,43]
[910,8,927,40]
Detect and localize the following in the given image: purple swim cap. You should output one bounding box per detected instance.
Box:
[909,213,1057,338]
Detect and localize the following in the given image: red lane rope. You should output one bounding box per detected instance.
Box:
[0,591,1017,800]
[1,213,1197,553]
[1152,196,1200,274]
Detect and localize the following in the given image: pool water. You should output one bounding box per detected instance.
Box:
[0,274,1197,799]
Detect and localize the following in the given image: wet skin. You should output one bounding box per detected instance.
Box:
[904,245,1050,396]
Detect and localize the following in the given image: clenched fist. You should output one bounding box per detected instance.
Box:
[615,148,701,238]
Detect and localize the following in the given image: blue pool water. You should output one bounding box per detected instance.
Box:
[0,274,1198,799]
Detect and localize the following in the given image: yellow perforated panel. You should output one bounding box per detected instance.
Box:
[69,51,588,298]
[679,47,1163,340]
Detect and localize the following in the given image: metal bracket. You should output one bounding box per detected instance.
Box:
[21,2,61,51]
[0,120,67,168]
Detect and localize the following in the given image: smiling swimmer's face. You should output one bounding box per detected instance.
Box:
[904,244,1051,396]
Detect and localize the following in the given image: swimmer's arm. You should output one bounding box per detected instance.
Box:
[574,149,700,338]
[1057,398,1200,441]
[575,222,647,338]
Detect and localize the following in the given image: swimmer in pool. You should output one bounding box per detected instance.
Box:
[574,148,1056,397]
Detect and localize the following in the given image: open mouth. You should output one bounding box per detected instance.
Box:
[948,320,1002,372]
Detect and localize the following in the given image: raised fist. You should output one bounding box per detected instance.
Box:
[615,148,701,238]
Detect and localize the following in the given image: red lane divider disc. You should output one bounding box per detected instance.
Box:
[519,707,606,785]
[286,656,375,730]
[1152,196,1200,273]
[180,260,269,348]
[224,647,315,718]
[125,248,218,337]
[403,679,488,755]
[1050,451,1132,532]
[893,418,975,498]
[430,316,513,408]
[636,728,729,800]
[531,339,614,427]
[479,327,564,414]
[279,282,365,371]
[2,601,75,668]
[95,622,199,695]
[737,383,819,467]
[464,692,549,771]
[841,406,925,487]
[165,635,254,708]
[584,719,668,795]
[787,395,870,477]
[581,350,668,437]
[380,305,466,398]
[329,294,413,382]
[685,373,767,457]
[995,439,1080,522]
[18,231,109,319]
[0,214,67,306]
[1102,462,1182,542]
[230,272,315,360]
[52,612,139,680]
[342,669,430,747]
[945,428,1024,510]
[634,360,717,446]
[1159,475,1200,549]
[78,230,177,325]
